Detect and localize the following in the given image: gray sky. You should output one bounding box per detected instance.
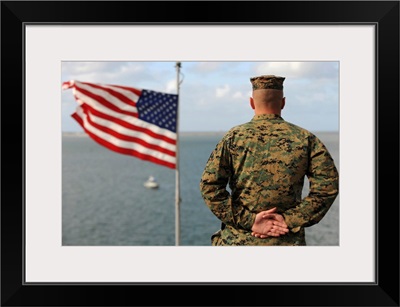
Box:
[61,61,339,133]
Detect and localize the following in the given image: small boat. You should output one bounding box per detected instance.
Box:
[144,176,159,189]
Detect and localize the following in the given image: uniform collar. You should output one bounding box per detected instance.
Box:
[252,114,283,121]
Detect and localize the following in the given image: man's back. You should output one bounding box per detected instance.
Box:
[200,74,339,246]
[200,114,339,246]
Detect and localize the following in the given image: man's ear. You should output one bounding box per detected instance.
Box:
[281,97,286,110]
[250,97,255,109]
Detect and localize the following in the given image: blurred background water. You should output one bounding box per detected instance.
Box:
[62,131,339,246]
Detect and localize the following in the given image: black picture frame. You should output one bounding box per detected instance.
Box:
[2,1,399,306]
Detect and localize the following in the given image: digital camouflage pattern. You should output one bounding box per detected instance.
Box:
[199,114,339,246]
[250,75,285,90]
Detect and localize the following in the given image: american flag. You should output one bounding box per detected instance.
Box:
[62,80,178,169]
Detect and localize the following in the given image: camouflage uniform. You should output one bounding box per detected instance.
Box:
[199,75,339,246]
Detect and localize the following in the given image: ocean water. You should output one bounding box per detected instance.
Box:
[62,131,339,246]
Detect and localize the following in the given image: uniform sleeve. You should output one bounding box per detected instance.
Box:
[282,134,339,232]
[199,137,255,230]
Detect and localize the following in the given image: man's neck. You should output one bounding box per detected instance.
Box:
[254,109,281,116]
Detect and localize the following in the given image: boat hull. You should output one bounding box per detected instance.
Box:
[144,182,159,189]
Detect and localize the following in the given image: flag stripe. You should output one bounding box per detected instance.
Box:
[64,80,178,169]
[80,81,140,109]
[84,82,143,103]
[85,103,176,145]
[80,105,176,156]
[72,112,176,169]
[72,88,137,123]
[74,83,138,116]
[73,108,176,163]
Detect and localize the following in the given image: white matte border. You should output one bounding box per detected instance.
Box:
[25,25,375,283]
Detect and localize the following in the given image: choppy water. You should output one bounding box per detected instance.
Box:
[62,131,339,246]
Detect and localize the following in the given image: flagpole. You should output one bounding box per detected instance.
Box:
[175,62,182,246]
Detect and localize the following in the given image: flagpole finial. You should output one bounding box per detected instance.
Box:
[175,62,183,87]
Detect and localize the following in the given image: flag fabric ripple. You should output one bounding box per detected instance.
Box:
[62,80,178,169]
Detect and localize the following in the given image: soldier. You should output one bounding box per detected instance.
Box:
[199,75,339,246]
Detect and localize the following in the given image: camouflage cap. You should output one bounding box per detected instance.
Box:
[250,75,285,90]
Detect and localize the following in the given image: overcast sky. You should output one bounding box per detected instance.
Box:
[61,61,339,133]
